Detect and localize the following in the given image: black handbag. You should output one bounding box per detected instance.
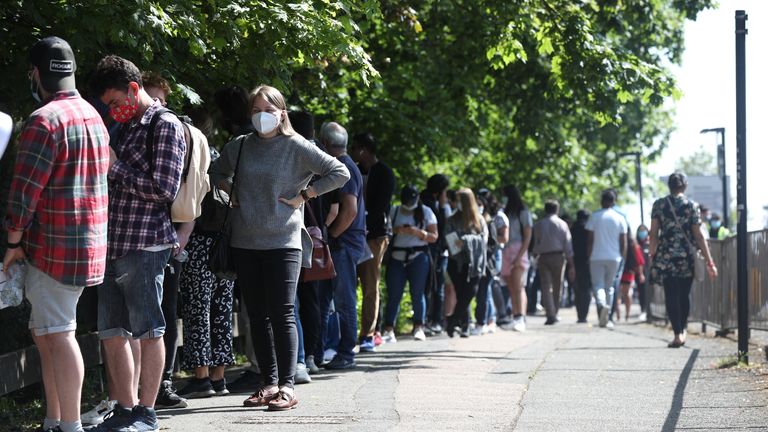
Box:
[209,137,245,281]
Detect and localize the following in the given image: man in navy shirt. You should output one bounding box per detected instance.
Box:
[320,122,366,369]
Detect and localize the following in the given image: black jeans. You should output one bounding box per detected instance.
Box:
[427,252,447,324]
[233,248,300,388]
[447,260,479,329]
[663,276,693,335]
[297,279,322,360]
[574,261,592,322]
[475,274,492,325]
[161,258,182,381]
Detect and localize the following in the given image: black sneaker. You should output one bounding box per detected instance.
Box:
[83,404,134,431]
[155,380,188,409]
[211,377,229,396]
[177,377,215,399]
[228,370,263,394]
[324,355,356,370]
[128,404,159,432]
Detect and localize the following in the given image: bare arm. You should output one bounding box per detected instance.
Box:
[515,224,532,264]
[692,221,718,277]
[325,203,339,227]
[328,193,358,238]
[619,232,627,261]
[497,225,509,245]
[649,218,660,259]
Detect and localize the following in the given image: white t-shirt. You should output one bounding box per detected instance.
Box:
[0,112,12,160]
[389,204,437,261]
[506,208,532,244]
[585,207,628,261]
[492,210,509,231]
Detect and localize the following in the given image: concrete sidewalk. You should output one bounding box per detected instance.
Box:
[157,308,768,431]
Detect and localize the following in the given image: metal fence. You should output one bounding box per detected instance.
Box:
[649,229,768,331]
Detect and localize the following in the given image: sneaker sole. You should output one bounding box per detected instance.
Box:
[179,390,215,399]
[214,389,230,396]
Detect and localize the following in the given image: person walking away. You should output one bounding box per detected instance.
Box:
[586,190,627,329]
[382,186,438,342]
[350,132,395,351]
[500,185,532,331]
[649,173,717,347]
[531,200,575,325]
[317,122,366,370]
[4,37,109,432]
[571,210,592,323]
[617,235,645,321]
[444,188,488,338]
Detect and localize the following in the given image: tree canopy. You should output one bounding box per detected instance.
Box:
[0,0,714,214]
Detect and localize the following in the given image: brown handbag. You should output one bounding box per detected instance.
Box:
[302,202,336,282]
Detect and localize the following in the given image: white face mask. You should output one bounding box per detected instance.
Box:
[402,203,418,211]
[456,201,463,212]
[252,111,280,135]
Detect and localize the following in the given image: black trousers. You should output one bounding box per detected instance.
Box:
[233,248,300,388]
[297,279,322,360]
[161,258,182,381]
[447,260,479,329]
[663,276,693,335]
[574,261,592,322]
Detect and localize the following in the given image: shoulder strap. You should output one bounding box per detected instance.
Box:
[219,136,246,231]
[146,107,173,175]
[391,206,400,244]
[179,122,194,183]
[666,197,696,250]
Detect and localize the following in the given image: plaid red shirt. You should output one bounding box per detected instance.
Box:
[5,90,110,287]
[107,101,185,259]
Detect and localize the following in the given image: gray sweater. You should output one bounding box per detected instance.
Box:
[210,133,350,259]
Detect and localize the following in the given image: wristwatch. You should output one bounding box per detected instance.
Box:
[300,189,311,201]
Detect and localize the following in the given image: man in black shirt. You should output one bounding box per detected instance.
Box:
[421,174,450,333]
[350,133,395,351]
[570,209,592,323]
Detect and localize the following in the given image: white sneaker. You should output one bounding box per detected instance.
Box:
[470,326,482,336]
[382,330,397,344]
[599,307,609,328]
[81,399,117,425]
[486,323,497,334]
[606,320,615,329]
[512,317,526,332]
[413,328,426,341]
[638,312,647,321]
[323,348,337,364]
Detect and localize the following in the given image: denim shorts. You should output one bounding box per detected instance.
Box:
[26,264,84,336]
[97,249,170,340]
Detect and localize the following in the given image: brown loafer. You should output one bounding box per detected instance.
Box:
[243,385,278,407]
[267,389,298,411]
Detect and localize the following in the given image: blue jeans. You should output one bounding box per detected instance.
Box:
[475,274,497,325]
[98,249,171,340]
[327,248,360,361]
[384,253,430,327]
[295,295,305,364]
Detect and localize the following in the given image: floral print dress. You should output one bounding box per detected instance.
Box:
[650,194,701,284]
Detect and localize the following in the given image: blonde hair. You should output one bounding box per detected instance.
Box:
[456,187,483,233]
[249,85,295,136]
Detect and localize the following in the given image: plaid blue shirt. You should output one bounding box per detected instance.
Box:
[107,101,185,259]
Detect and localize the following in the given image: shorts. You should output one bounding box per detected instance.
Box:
[97,249,170,340]
[620,271,635,284]
[26,264,84,336]
[501,241,530,278]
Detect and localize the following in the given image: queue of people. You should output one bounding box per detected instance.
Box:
[2,36,719,432]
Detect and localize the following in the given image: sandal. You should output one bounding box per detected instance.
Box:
[243,385,278,407]
[267,389,298,411]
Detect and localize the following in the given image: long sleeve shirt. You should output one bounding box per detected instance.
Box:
[107,101,185,259]
[5,91,110,286]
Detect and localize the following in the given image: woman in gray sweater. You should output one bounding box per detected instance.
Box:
[210,85,349,411]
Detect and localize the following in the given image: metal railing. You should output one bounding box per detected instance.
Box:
[649,229,768,332]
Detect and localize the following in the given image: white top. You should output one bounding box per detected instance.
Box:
[492,210,509,231]
[0,112,12,160]
[506,208,532,244]
[390,204,438,248]
[585,207,628,261]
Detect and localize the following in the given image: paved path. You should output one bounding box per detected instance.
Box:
[158,308,768,431]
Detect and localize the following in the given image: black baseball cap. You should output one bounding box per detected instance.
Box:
[401,185,419,206]
[29,37,77,92]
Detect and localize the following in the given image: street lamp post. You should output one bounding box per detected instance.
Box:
[620,151,644,225]
[700,127,729,228]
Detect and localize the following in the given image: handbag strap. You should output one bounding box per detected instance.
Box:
[666,196,696,251]
[220,136,246,229]
[390,206,400,245]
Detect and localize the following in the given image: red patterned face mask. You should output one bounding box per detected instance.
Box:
[110,89,138,123]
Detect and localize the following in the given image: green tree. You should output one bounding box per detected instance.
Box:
[675,145,717,176]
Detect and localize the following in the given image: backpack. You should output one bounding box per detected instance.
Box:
[146,108,211,223]
[485,214,501,276]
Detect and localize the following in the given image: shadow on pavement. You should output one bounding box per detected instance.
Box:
[661,348,700,432]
